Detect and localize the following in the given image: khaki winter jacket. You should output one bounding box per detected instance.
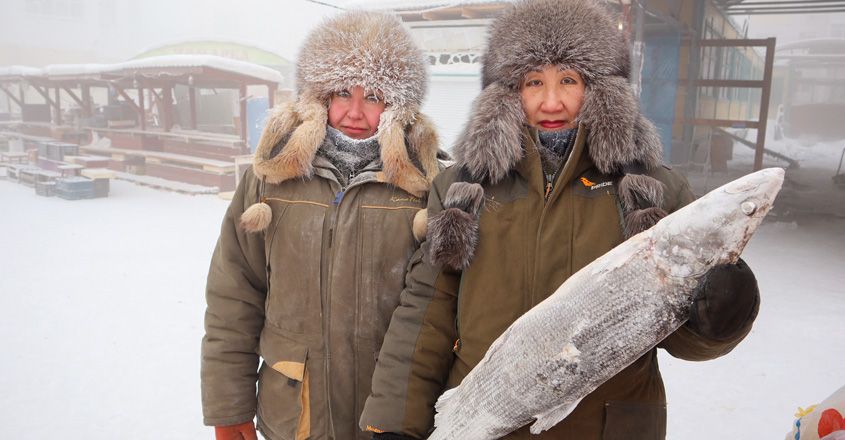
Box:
[202,103,440,440]
[360,127,757,439]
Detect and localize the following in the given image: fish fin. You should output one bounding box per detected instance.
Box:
[529,399,581,434]
[433,387,459,428]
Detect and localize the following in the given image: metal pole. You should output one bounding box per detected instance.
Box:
[239,84,248,151]
[630,0,645,97]
[139,86,146,131]
[682,0,706,163]
[163,86,173,131]
[189,86,197,130]
[268,84,276,109]
[54,86,61,125]
[754,37,777,171]
[82,85,91,118]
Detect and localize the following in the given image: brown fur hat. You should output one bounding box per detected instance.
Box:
[244,11,440,232]
[296,11,428,109]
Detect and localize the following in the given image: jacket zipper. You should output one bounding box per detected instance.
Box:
[453,276,467,352]
[321,168,371,437]
[534,158,569,307]
[322,183,340,439]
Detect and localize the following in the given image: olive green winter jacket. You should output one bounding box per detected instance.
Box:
[202,103,441,440]
[360,127,757,439]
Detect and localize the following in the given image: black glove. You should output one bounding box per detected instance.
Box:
[687,258,760,341]
[372,433,416,440]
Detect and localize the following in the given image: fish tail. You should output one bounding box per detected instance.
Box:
[433,386,459,430]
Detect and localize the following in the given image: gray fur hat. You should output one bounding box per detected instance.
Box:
[430,0,670,269]
[453,0,663,183]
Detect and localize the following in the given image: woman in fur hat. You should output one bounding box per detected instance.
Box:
[201,11,442,440]
[360,1,759,439]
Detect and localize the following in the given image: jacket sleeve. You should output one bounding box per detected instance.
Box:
[656,169,758,360]
[360,177,461,439]
[201,167,268,426]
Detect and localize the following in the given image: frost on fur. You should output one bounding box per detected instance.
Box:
[296,11,427,108]
[623,206,667,237]
[618,174,666,212]
[453,83,525,184]
[464,0,664,181]
[428,208,480,270]
[443,182,485,217]
[427,182,485,269]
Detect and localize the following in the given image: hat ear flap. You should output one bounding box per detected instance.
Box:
[254,95,327,184]
[252,102,300,179]
[452,82,525,184]
[633,112,665,170]
[378,107,430,197]
[577,76,639,175]
[405,112,441,180]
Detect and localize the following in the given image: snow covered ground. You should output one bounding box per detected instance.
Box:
[0,180,225,439]
[687,122,845,218]
[662,216,845,439]
[1,173,843,439]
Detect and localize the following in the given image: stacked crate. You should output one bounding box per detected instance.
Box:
[35,181,56,197]
[43,142,79,161]
[81,168,114,198]
[18,168,39,187]
[33,170,61,197]
[37,141,48,159]
[55,177,95,200]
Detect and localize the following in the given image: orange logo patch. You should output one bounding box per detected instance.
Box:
[580,177,596,187]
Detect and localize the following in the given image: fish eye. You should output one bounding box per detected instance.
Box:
[740,200,757,215]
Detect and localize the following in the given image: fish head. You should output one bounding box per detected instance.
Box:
[652,167,784,280]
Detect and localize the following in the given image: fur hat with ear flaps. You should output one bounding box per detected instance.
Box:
[430,0,668,269]
[241,11,440,233]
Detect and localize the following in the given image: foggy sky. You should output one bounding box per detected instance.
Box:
[2,1,843,68]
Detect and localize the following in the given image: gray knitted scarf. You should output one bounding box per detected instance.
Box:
[537,128,578,177]
[320,126,381,181]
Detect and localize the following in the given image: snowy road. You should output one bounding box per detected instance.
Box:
[1,177,843,439]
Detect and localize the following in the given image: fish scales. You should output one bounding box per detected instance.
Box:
[429,168,784,440]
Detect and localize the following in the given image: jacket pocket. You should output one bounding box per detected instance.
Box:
[264,200,325,334]
[602,400,666,440]
[257,326,311,440]
[356,205,419,343]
